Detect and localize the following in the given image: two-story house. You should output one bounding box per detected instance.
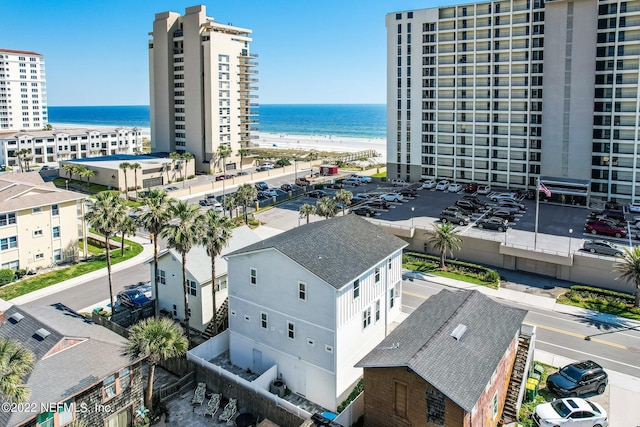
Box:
[225,215,408,411]
[356,289,528,427]
[149,225,278,332]
[0,299,144,427]
[0,172,86,272]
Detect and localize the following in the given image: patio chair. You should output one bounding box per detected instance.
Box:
[203,393,221,417]
[190,382,206,406]
[219,398,237,422]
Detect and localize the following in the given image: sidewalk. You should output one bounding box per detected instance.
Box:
[9,234,154,306]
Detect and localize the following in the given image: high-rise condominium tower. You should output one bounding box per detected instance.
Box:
[388,0,640,203]
[0,49,47,131]
[149,5,258,173]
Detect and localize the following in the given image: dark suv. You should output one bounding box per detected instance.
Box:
[439,210,470,225]
[546,360,608,397]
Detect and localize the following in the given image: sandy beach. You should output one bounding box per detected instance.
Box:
[48,124,387,163]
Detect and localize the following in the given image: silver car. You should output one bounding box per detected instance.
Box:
[582,240,624,257]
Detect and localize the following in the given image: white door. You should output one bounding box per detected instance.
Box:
[252,348,262,373]
[296,364,306,396]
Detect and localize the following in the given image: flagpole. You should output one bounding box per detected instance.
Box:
[534,177,540,250]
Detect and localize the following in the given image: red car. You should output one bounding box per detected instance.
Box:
[464,182,478,193]
[585,220,627,238]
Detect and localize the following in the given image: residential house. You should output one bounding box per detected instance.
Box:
[149,225,276,332]
[0,172,86,271]
[0,299,144,427]
[225,215,408,411]
[356,289,528,427]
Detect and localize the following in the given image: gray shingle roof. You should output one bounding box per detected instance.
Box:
[356,289,527,412]
[0,303,135,426]
[225,215,407,288]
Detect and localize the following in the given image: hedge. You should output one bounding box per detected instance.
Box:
[0,269,14,286]
[568,285,634,302]
[403,252,500,283]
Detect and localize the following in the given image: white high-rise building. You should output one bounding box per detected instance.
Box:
[0,49,48,131]
[149,5,258,174]
[388,0,640,203]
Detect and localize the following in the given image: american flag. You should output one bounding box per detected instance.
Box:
[539,181,551,197]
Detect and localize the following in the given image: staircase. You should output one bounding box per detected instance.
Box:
[202,297,228,340]
[502,335,531,424]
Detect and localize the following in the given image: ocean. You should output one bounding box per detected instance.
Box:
[47,104,387,139]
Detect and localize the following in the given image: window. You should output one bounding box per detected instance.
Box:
[187,279,196,296]
[119,367,130,392]
[427,389,446,424]
[157,269,166,284]
[376,300,381,321]
[287,321,295,339]
[53,249,62,263]
[33,229,43,237]
[363,307,371,329]
[353,279,360,299]
[250,267,257,285]
[261,312,268,329]
[298,282,306,300]
[36,412,54,427]
[0,212,16,226]
[375,267,380,282]
[394,381,408,418]
[58,399,74,425]
[32,207,42,214]
[34,253,44,261]
[52,226,60,238]
[307,338,315,346]
[325,344,333,353]
[51,204,59,216]
[390,287,395,308]
[1,260,19,270]
[492,392,499,417]
[388,258,392,270]
[103,374,117,400]
[0,236,17,251]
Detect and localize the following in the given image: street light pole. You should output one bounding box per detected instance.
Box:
[411,207,415,229]
[568,228,573,256]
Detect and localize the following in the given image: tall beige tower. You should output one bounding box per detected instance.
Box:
[0,49,48,131]
[149,5,258,173]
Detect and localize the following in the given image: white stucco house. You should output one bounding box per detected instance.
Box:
[149,225,276,332]
[224,215,408,411]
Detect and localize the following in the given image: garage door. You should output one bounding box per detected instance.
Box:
[515,257,558,277]
[142,177,163,188]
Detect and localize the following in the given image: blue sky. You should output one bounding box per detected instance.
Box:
[3,0,452,106]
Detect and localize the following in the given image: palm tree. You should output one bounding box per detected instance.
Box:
[126,318,187,412]
[222,193,237,218]
[316,197,338,219]
[62,164,77,181]
[42,124,53,131]
[119,162,131,200]
[169,152,181,182]
[217,145,232,174]
[119,215,138,257]
[85,191,127,313]
[161,201,203,346]
[299,203,316,224]
[138,189,173,318]
[0,337,34,403]
[334,189,353,216]
[200,210,233,336]
[82,168,95,185]
[180,152,193,188]
[235,183,257,224]
[130,163,141,191]
[16,149,30,172]
[615,246,640,307]
[429,223,463,269]
[237,148,249,173]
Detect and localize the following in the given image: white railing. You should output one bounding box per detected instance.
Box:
[334,392,364,427]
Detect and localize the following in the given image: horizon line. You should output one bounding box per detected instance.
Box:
[48,103,387,108]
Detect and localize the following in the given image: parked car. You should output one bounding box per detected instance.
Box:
[343,178,362,186]
[199,200,208,207]
[380,193,404,203]
[351,174,372,183]
[280,183,294,192]
[295,177,311,186]
[585,220,627,238]
[489,192,518,202]
[435,180,450,191]
[533,398,608,427]
[350,206,379,217]
[421,179,436,189]
[215,174,233,181]
[307,190,328,198]
[399,187,418,197]
[355,193,380,200]
[325,182,344,189]
[582,240,624,257]
[464,182,478,193]
[498,198,526,211]
[364,199,390,210]
[477,184,491,195]
[462,195,487,209]
[236,171,249,176]
[447,183,463,192]
[490,208,516,222]
[476,217,509,232]
[589,209,626,223]
[546,360,608,397]
[211,202,223,212]
[391,179,409,187]
[165,186,179,192]
[442,205,467,215]
[255,181,269,191]
[262,189,278,197]
[455,199,483,213]
[439,210,470,225]
[117,289,151,308]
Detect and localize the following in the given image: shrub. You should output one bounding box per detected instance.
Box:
[14,269,27,279]
[314,183,324,189]
[338,378,364,413]
[569,285,634,302]
[0,269,14,286]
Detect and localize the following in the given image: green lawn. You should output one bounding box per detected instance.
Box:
[404,263,499,289]
[0,239,143,300]
[371,172,386,178]
[79,239,104,255]
[558,293,640,320]
[53,178,109,194]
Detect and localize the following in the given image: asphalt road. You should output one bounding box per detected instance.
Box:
[402,275,640,378]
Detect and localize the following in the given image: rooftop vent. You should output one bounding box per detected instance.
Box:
[9,313,25,323]
[450,324,467,341]
[34,328,51,340]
